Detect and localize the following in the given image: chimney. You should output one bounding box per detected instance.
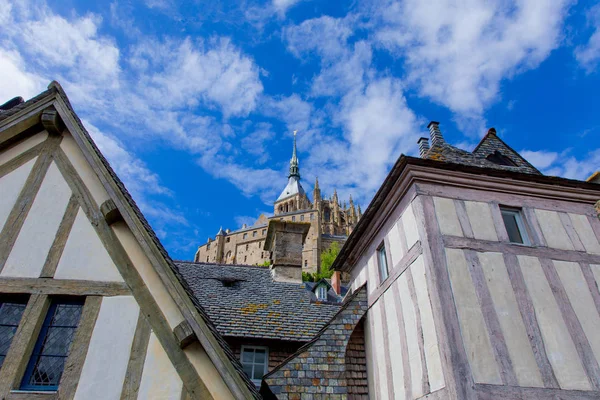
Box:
[417,137,430,158]
[487,127,497,136]
[242,223,247,229]
[263,220,311,283]
[427,121,444,145]
[332,271,341,295]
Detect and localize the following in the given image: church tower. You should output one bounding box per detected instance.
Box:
[274,131,311,215]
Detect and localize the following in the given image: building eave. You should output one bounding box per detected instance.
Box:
[333,155,600,273]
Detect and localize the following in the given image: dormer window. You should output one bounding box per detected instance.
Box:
[486,151,517,167]
[316,285,327,301]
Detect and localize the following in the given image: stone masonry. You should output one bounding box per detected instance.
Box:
[260,285,368,399]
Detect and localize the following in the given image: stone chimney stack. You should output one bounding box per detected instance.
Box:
[332,271,341,295]
[428,121,444,145]
[417,137,430,158]
[264,220,311,283]
[487,127,497,136]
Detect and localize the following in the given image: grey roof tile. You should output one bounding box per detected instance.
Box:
[176,262,342,342]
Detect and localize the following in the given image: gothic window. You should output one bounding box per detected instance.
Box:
[21,299,84,391]
[324,209,331,222]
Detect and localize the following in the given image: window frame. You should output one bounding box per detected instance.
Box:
[316,285,327,301]
[0,295,29,369]
[499,206,530,245]
[240,345,269,386]
[20,297,85,392]
[377,242,389,283]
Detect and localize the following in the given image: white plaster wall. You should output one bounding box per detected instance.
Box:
[138,333,183,400]
[568,213,600,254]
[371,300,390,399]
[478,252,543,388]
[398,273,424,398]
[401,202,420,248]
[465,201,497,241]
[433,197,462,237]
[367,255,379,297]
[383,287,407,400]
[74,296,139,400]
[445,248,501,384]
[364,314,377,400]
[185,342,234,400]
[112,222,184,329]
[60,132,110,207]
[387,222,404,266]
[535,209,575,251]
[0,131,47,166]
[0,158,35,232]
[54,209,123,282]
[2,162,71,278]
[554,260,600,367]
[411,255,445,392]
[518,255,590,390]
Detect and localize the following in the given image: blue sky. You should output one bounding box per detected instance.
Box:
[1,0,599,260]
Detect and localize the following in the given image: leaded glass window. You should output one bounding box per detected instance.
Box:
[0,297,28,368]
[241,346,268,386]
[21,299,84,391]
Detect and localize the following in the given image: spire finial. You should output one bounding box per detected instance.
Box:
[288,130,300,179]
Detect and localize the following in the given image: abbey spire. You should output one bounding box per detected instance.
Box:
[289,130,300,179]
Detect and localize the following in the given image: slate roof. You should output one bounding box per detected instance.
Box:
[424,129,541,175]
[0,83,261,398]
[176,261,343,342]
[276,175,306,202]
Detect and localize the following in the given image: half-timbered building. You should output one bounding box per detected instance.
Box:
[0,82,260,400]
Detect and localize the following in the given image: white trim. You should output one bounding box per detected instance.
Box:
[240,345,269,386]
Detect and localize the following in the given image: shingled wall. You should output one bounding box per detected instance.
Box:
[261,285,368,399]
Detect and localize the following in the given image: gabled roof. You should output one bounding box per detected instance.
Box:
[176,262,342,342]
[0,82,260,399]
[424,128,540,175]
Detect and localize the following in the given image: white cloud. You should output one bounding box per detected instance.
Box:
[273,0,303,16]
[575,4,600,73]
[0,50,46,100]
[520,148,599,180]
[371,0,573,125]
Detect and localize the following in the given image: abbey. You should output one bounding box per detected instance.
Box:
[194,132,362,272]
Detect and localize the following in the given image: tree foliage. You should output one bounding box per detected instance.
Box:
[302,242,341,281]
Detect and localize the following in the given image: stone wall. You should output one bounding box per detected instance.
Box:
[261,286,368,399]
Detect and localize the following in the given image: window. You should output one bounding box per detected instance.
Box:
[324,209,330,222]
[486,151,517,167]
[261,252,264,258]
[241,346,268,386]
[206,256,209,262]
[0,297,28,368]
[246,244,249,251]
[226,237,230,243]
[243,233,248,239]
[316,285,327,301]
[262,229,266,235]
[300,215,304,222]
[226,251,232,260]
[21,299,84,391]
[292,216,296,222]
[304,260,308,267]
[206,243,210,250]
[500,207,529,245]
[253,231,257,237]
[310,213,314,221]
[377,244,389,282]
[244,256,247,263]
